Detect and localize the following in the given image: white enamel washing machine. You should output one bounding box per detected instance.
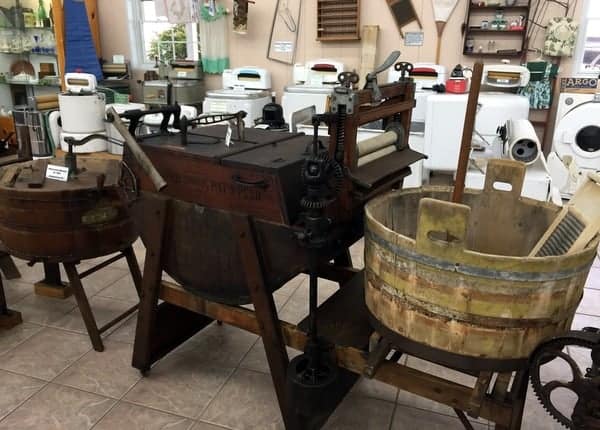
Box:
[550,92,600,197]
[282,59,344,129]
[388,63,447,187]
[424,64,531,175]
[58,73,108,153]
[203,67,272,128]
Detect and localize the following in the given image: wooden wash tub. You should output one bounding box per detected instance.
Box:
[364,161,599,371]
[0,158,137,262]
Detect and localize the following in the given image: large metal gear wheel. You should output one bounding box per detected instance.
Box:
[530,330,600,429]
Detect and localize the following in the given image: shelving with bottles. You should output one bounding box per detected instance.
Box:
[463,0,531,57]
[0,0,59,86]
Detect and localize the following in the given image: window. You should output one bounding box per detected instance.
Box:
[575,0,600,75]
[128,0,199,67]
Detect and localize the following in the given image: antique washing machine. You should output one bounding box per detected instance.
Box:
[58,73,108,153]
[364,160,599,371]
[550,92,600,198]
[281,59,344,129]
[202,67,272,128]
[0,156,141,351]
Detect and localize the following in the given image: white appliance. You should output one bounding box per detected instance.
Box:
[424,64,531,174]
[464,119,560,204]
[203,67,272,128]
[549,92,600,198]
[58,73,107,153]
[105,103,146,155]
[387,64,447,187]
[282,59,344,129]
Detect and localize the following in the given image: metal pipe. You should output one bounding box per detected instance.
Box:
[106,107,167,191]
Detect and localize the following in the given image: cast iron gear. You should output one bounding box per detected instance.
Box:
[530,330,600,429]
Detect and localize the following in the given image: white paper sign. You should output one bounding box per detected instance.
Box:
[273,41,294,53]
[46,164,69,182]
[404,32,424,46]
[112,54,125,64]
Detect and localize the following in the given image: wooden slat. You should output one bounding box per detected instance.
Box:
[359,25,379,88]
[318,20,360,26]
[84,0,101,57]
[51,0,66,90]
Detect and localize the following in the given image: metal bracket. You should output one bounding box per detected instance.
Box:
[332,72,359,115]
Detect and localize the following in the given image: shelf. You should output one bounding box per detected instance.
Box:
[469,5,530,10]
[466,28,526,34]
[463,51,523,56]
[0,80,60,87]
[0,26,54,31]
[0,51,57,56]
[317,0,360,42]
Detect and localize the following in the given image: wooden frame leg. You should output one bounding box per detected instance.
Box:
[0,252,20,280]
[133,196,167,374]
[494,371,528,430]
[131,196,213,375]
[233,215,297,430]
[122,245,143,297]
[34,262,73,299]
[0,276,22,329]
[333,248,352,269]
[63,262,104,351]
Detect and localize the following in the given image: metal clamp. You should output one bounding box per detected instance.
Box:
[364,50,401,103]
[331,72,359,115]
[394,62,414,81]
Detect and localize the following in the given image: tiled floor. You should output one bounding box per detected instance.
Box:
[0,239,597,429]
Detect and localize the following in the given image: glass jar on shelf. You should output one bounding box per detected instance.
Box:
[0,29,11,53]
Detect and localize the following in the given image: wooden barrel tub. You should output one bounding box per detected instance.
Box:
[0,158,137,263]
[364,161,599,371]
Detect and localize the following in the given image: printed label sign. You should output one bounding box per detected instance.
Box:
[405,32,424,46]
[561,77,599,93]
[46,164,69,182]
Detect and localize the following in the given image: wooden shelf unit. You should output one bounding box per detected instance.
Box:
[317,0,360,42]
[464,51,523,57]
[463,1,531,57]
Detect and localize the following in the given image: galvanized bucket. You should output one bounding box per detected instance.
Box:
[364,160,599,371]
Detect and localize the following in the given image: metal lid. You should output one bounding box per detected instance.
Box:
[284,85,335,95]
[143,80,170,88]
[205,89,269,100]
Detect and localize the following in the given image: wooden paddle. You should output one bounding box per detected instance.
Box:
[452,62,484,204]
[432,0,459,64]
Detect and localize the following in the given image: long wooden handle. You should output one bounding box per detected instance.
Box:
[106,107,167,191]
[452,62,484,204]
[435,37,442,64]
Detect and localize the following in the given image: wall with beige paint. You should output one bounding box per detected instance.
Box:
[97,0,583,102]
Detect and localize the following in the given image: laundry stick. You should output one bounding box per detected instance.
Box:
[452,62,484,204]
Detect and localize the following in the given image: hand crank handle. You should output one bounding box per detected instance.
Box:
[64,133,110,146]
[106,107,167,192]
[368,50,401,79]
